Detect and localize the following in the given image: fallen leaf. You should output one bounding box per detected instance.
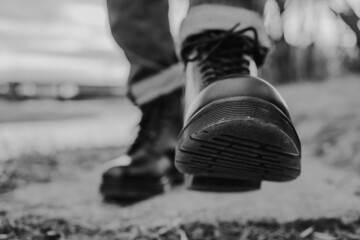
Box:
[300,226,314,238]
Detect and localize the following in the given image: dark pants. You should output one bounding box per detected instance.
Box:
[107,0,266,104]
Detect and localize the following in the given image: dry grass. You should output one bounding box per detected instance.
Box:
[0,147,125,194]
[1,213,360,240]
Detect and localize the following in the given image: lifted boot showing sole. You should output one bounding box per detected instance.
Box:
[175,6,301,190]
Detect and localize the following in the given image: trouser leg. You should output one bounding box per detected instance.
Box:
[107,0,182,104]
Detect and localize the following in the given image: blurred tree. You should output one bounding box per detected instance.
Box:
[262,0,358,83]
[263,0,327,83]
[330,0,360,71]
[330,1,360,47]
[274,0,286,13]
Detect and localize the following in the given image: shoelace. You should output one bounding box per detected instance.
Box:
[181,24,267,86]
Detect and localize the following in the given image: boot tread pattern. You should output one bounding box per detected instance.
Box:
[176,97,301,182]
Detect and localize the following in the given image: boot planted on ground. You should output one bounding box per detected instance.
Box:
[100,89,184,200]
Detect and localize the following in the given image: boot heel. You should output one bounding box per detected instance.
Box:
[175,96,301,182]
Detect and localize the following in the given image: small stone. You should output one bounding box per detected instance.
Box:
[0,234,8,240]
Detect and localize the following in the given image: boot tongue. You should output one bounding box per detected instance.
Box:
[182,30,259,88]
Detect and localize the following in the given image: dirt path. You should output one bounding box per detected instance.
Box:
[1,77,360,239]
[2,156,360,231]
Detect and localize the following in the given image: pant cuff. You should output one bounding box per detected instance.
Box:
[189,0,266,14]
[179,5,270,50]
[130,64,184,105]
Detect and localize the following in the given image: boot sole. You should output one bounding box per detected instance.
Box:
[100,181,170,200]
[175,97,301,183]
[186,174,261,192]
[100,173,184,201]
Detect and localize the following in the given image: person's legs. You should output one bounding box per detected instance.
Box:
[101,0,184,200]
[175,0,302,186]
[106,0,182,102]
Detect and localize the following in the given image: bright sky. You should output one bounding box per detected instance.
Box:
[0,0,129,85]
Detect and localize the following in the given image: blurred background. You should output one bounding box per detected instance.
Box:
[1,0,360,238]
[1,0,360,195]
[263,0,360,83]
[0,0,128,100]
[2,0,360,98]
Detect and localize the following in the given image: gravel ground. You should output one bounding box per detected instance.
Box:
[1,212,360,240]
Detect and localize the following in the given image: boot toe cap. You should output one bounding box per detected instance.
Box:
[102,167,125,180]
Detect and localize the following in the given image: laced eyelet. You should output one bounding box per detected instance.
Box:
[181,24,268,87]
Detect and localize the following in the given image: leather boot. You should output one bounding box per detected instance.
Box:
[175,7,301,191]
[100,88,184,200]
